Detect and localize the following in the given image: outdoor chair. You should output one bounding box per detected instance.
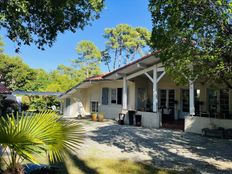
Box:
[202,127,225,138]
[118,113,126,125]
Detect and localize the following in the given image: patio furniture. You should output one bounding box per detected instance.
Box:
[135,114,142,126]
[128,110,136,125]
[118,113,126,125]
[162,108,174,122]
[202,127,225,138]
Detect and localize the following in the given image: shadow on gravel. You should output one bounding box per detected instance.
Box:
[89,124,232,174]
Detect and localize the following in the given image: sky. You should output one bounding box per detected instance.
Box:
[0,0,152,73]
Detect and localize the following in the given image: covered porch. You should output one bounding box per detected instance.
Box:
[104,55,166,129]
[104,54,232,132]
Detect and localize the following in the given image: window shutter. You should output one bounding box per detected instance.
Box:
[102,88,109,105]
[66,98,71,107]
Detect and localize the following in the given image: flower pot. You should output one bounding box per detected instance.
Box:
[98,113,104,122]
[91,113,97,121]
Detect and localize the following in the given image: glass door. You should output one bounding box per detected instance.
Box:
[220,89,229,116]
[159,89,175,120]
[137,88,147,111]
[180,89,201,118]
[207,89,218,116]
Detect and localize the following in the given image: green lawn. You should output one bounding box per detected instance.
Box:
[36,153,194,174]
[55,156,180,174]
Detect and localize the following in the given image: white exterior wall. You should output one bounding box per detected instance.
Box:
[98,80,135,119]
[61,80,135,119]
[62,89,87,118]
[185,116,232,134]
[137,111,160,128]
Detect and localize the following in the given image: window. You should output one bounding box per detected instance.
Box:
[110,88,123,104]
[102,88,123,105]
[158,89,175,115]
[111,89,117,104]
[90,101,98,112]
[208,89,218,113]
[182,89,189,112]
[181,89,200,113]
[220,89,229,114]
[102,88,109,105]
[160,90,167,108]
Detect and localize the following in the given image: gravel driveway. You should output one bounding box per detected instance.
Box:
[77,119,232,174]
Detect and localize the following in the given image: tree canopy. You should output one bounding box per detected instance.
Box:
[0,0,104,50]
[0,54,36,91]
[73,40,101,78]
[103,24,151,71]
[149,0,232,88]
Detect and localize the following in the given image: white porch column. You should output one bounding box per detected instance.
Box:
[153,65,158,112]
[123,76,127,110]
[189,80,195,115]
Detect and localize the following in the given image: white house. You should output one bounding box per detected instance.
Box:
[59,53,232,134]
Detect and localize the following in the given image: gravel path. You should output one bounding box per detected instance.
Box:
[77,119,232,174]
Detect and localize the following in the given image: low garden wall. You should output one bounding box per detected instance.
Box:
[101,105,122,119]
[137,111,160,128]
[185,116,232,134]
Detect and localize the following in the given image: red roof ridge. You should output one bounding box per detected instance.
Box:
[0,83,11,94]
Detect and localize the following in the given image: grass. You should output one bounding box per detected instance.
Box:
[55,156,182,174]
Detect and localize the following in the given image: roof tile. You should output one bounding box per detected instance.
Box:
[0,83,11,94]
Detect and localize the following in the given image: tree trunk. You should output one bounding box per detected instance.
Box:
[118,48,122,68]
[107,63,111,72]
[113,49,118,70]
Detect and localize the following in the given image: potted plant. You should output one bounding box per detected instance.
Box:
[98,112,104,122]
[91,112,98,121]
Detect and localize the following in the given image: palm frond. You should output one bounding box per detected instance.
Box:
[0,111,84,167]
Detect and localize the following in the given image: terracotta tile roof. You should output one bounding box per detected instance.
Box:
[0,83,11,94]
[60,52,160,98]
[85,74,105,81]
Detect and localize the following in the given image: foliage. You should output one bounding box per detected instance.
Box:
[27,69,50,92]
[0,52,89,92]
[28,96,60,112]
[103,24,151,71]
[149,0,232,88]
[0,111,83,173]
[0,0,104,51]
[0,54,36,90]
[0,37,4,53]
[73,40,101,78]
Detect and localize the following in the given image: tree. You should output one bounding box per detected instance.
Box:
[27,69,50,92]
[149,0,232,88]
[45,64,85,92]
[103,24,151,71]
[0,112,83,173]
[0,54,36,90]
[73,40,101,78]
[0,0,104,50]
[0,37,4,53]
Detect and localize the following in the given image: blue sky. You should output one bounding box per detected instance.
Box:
[1,0,152,73]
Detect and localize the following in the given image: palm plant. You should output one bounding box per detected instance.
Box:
[0,111,83,173]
